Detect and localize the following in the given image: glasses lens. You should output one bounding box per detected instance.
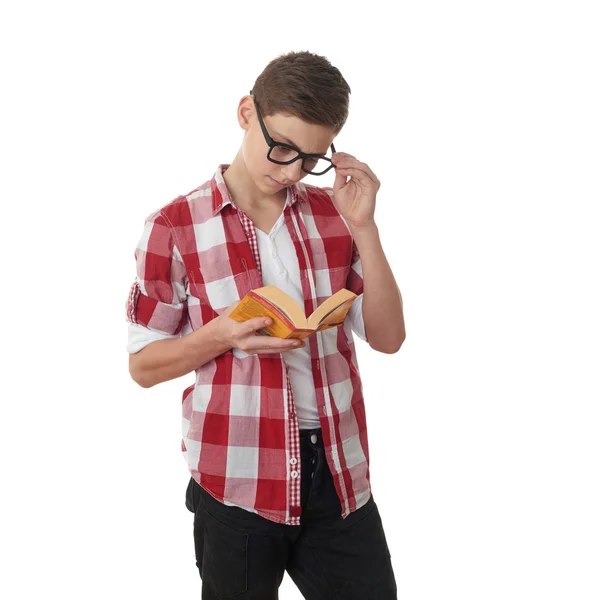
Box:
[269,145,300,164]
[268,145,333,175]
[303,157,333,175]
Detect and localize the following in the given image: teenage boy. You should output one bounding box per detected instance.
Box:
[126,50,405,599]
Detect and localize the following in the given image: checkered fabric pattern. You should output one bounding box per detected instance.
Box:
[126,164,372,525]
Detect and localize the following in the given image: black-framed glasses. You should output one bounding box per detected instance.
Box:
[250,90,337,176]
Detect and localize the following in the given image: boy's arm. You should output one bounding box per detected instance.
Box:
[125,211,188,336]
[325,151,405,353]
[126,211,232,387]
[347,225,405,354]
[128,322,232,388]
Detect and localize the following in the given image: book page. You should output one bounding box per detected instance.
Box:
[253,286,307,327]
[315,298,355,330]
[307,289,357,330]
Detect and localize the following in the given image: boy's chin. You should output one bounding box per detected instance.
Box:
[265,174,288,192]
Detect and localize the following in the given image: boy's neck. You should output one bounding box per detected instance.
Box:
[222,153,287,212]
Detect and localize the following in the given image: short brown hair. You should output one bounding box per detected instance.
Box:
[250,50,351,135]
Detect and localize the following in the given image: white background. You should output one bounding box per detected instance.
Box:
[2,1,599,598]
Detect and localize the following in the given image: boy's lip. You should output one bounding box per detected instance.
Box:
[269,176,289,187]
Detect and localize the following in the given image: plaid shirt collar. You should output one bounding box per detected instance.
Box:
[211,163,308,216]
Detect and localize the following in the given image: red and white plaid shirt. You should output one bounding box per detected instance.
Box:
[126,164,372,526]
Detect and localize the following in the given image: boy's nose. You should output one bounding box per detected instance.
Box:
[281,160,304,182]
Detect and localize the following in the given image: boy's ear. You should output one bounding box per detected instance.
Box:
[237,95,255,131]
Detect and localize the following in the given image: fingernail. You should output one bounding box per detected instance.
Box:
[264,319,271,325]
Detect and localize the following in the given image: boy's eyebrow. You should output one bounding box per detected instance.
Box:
[271,130,329,156]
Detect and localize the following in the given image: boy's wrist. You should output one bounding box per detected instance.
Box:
[202,317,234,353]
[348,221,378,238]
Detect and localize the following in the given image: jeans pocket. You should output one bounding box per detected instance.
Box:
[198,507,249,598]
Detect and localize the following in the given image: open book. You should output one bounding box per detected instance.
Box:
[227,285,357,340]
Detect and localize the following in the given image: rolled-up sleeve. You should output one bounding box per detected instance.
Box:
[345,292,367,342]
[125,210,188,352]
[126,323,179,354]
[343,238,368,343]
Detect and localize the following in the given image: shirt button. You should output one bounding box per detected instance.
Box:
[290,457,297,465]
[310,434,318,444]
[291,470,299,478]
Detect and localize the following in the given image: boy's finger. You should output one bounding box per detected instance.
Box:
[249,334,304,349]
[242,317,272,335]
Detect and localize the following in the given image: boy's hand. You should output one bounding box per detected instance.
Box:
[213,301,306,354]
[331,152,380,229]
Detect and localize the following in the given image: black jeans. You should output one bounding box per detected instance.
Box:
[185,427,397,599]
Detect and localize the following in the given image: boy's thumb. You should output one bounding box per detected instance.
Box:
[248,317,271,334]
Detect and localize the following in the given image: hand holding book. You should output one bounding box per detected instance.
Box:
[225,285,357,341]
[214,301,307,355]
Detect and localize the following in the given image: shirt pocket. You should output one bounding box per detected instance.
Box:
[310,250,351,297]
[188,262,252,314]
[328,264,351,295]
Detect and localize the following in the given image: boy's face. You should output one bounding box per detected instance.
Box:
[237,96,337,195]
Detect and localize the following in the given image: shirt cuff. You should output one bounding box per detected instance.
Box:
[126,322,179,354]
[344,293,367,343]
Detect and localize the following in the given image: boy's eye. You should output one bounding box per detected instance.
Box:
[271,145,298,160]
